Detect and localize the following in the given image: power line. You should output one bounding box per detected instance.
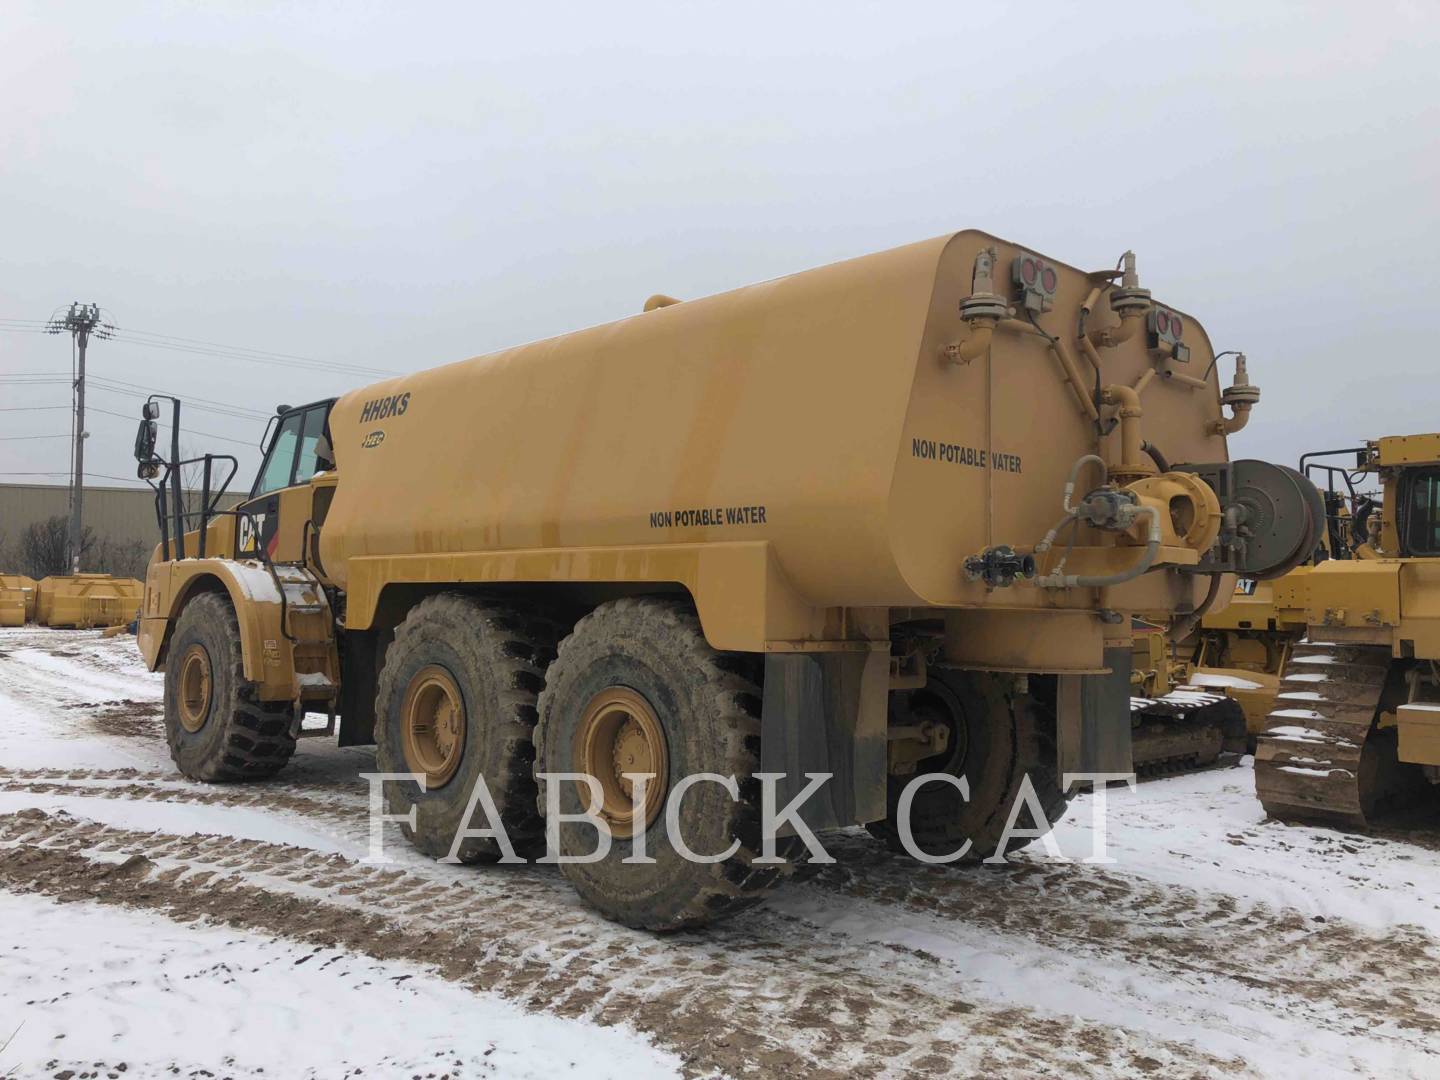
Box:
[88,382,269,422]
[102,331,396,378]
[107,323,396,370]
[87,405,257,448]
[0,433,71,441]
[0,371,273,421]
[0,470,149,486]
[87,374,273,418]
[5,312,399,378]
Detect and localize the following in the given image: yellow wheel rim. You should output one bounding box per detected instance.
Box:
[177,644,212,733]
[575,686,669,837]
[401,665,467,787]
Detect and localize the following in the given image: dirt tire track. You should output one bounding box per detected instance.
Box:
[0,808,1239,1079]
[9,765,1440,1047]
[803,833,1440,1039]
[0,775,361,820]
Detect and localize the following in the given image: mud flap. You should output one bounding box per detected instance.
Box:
[760,650,889,833]
[1058,646,1134,780]
[337,626,392,747]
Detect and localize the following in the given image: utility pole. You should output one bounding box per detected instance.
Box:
[46,302,108,573]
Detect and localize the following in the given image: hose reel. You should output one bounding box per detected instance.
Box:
[1225,459,1325,579]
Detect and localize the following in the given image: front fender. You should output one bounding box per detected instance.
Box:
[139,558,295,701]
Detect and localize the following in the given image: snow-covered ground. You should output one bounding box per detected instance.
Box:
[1,626,1438,1078]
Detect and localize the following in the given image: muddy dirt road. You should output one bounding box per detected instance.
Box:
[2,627,1438,1078]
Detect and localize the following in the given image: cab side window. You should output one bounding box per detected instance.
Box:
[253,411,305,497]
[1402,468,1440,556]
[293,406,328,487]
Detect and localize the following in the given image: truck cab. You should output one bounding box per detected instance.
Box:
[236,399,337,567]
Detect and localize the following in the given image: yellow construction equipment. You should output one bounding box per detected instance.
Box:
[0,574,37,626]
[1193,574,1309,738]
[1126,573,1311,776]
[130,230,1319,929]
[1254,436,1440,827]
[1128,623,1248,775]
[36,574,144,629]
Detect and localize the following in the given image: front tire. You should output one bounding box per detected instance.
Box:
[535,597,799,931]
[163,591,296,781]
[867,668,1071,861]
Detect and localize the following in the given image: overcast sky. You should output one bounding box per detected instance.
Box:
[2,2,1437,493]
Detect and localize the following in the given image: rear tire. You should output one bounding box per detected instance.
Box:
[535,597,801,931]
[164,591,296,782]
[867,668,1071,861]
[374,594,555,863]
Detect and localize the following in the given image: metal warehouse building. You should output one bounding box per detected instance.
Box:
[0,482,242,553]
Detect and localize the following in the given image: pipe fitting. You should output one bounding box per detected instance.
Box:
[1101,384,1154,481]
[1088,310,1145,349]
[1084,252,1151,348]
[943,316,995,365]
[1210,353,1260,435]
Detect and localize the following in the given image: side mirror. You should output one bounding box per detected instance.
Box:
[143,401,160,421]
[134,418,157,463]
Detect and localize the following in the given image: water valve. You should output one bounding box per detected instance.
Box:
[959,247,1010,324]
[1109,251,1152,318]
[963,545,1036,588]
[948,247,1010,365]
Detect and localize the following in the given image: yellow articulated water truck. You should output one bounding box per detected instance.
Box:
[132,230,1320,929]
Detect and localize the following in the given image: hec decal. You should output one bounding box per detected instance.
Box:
[361,430,386,449]
[359,392,410,423]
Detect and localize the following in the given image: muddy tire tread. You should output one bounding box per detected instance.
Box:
[535,596,805,931]
[164,591,296,782]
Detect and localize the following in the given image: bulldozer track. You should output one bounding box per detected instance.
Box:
[1130,694,1246,778]
[0,807,1246,1079]
[1255,641,1390,827]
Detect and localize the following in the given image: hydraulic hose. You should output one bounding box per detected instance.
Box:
[1062,454,1108,513]
[1035,511,1077,555]
[1035,506,1160,589]
[1167,571,1224,642]
[1140,440,1170,473]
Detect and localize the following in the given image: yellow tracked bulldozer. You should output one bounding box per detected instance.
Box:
[1255,437,1440,827]
[129,231,1320,929]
